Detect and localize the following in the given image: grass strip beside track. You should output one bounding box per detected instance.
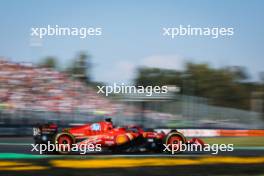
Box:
[202,137,264,147]
[0,153,53,159]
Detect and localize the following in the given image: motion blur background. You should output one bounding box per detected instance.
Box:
[0,0,264,175]
[0,58,264,133]
[0,0,264,132]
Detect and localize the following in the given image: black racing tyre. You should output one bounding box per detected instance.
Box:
[163,132,187,154]
[54,132,75,154]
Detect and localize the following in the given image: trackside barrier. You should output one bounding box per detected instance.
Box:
[156,129,264,137]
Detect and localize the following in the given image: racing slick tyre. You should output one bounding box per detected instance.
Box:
[54,132,75,154]
[163,131,187,154]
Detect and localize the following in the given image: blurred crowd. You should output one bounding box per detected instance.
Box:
[0,59,117,115]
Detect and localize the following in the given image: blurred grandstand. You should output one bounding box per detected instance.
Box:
[0,59,117,114]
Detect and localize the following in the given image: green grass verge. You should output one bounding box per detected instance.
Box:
[202,137,264,147]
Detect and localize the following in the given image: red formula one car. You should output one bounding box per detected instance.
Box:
[33,118,204,154]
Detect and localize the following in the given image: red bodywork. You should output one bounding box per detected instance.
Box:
[65,121,165,147]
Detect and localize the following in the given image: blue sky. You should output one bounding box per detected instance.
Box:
[0,0,263,84]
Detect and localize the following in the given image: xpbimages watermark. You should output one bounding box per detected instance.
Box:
[163,25,234,39]
[163,142,234,155]
[97,83,170,96]
[30,25,102,39]
[31,141,102,154]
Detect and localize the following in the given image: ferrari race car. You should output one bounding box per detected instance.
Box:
[33,118,204,154]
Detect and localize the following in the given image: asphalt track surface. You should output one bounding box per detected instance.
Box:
[0,137,264,175]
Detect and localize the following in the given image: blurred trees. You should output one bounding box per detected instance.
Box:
[39,52,91,84]
[66,52,91,84]
[39,57,58,69]
[135,68,182,87]
[135,63,259,110]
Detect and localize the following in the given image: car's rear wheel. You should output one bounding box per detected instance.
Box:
[55,133,74,154]
[163,132,186,154]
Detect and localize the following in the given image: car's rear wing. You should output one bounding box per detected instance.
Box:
[33,123,58,136]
